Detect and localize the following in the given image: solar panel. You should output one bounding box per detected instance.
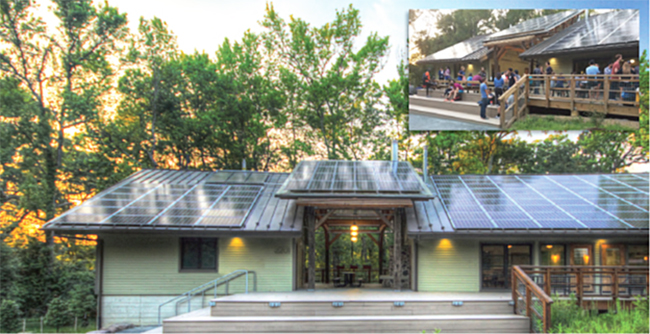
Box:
[521,10,639,57]
[488,10,582,41]
[278,160,429,197]
[204,171,269,185]
[431,174,648,230]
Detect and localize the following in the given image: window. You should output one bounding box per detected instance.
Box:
[180,238,218,271]
[541,244,565,266]
[601,244,625,266]
[569,244,592,266]
[628,245,649,266]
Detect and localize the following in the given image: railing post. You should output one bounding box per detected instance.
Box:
[545,75,550,108]
[545,267,551,295]
[499,102,505,128]
[526,285,532,331]
[187,293,191,313]
[514,83,520,120]
[245,272,249,294]
[512,270,518,314]
[603,75,610,114]
[576,268,583,307]
[543,300,551,333]
[570,76,576,116]
[524,77,530,116]
[613,267,618,303]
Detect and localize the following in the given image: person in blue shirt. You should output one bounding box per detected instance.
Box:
[458,66,466,81]
[493,73,504,105]
[585,59,601,99]
[479,77,489,120]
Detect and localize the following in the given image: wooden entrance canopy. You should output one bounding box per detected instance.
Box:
[297,198,413,291]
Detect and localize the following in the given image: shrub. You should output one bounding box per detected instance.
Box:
[44,297,72,333]
[549,295,649,333]
[0,299,22,333]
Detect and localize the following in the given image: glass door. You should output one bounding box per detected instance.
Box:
[482,244,531,289]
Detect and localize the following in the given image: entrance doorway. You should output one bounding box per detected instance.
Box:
[481,244,531,289]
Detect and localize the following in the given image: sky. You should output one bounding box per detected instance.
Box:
[34,0,648,86]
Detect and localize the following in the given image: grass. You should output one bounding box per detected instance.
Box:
[547,295,649,333]
[21,317,96,333]
[510,115,638,131]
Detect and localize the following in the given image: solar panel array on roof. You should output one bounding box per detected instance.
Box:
[417,34,493,64]
[53,183,263,228]
[204,171,269,184]
[282,160,424,194]
[431,174,649,230]
[520,10,639,57]
[487,10,582,42]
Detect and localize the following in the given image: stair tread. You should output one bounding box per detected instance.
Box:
[166,314,528,322]
[409,105,501,127]
[410,95,498,108]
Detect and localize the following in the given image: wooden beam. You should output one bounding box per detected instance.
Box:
[327,233,341,247]
[374,210,394,230]
[324,220,384,227]
[315,209,336,230]
[296,198,414,209]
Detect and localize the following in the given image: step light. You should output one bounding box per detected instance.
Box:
[452,301,463,307]
[209,301,216,307]
[394,301,405,307]
[332,302,344,307]
[269,302,281,308]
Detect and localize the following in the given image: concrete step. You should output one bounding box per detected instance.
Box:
[410,96,500,118]
[410,105,502,128]
[164,314,530,333]
[211,300,514,317]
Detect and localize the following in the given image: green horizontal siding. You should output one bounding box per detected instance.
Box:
[418,239,480,292]
[102,236,293,295]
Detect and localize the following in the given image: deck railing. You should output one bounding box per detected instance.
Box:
[512,265,553,333]
[513,265,650,333]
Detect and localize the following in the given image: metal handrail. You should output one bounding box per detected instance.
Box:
[157,269,256,325]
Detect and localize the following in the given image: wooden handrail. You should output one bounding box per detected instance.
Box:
[512,265,554,333]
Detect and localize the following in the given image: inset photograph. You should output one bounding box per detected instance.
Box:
[409,9,641,131]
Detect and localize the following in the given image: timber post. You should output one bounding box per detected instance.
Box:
[324,227,330,284]
[306,206,316,291]
[393,208,403,291]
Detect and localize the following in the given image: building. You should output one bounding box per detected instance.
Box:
[416,10,639,79]
[43,159,650,327]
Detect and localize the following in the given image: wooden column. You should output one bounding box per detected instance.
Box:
[324,227,330,284]
[378,227,385,277]
[393,209,403,291]
[306,206,316,290]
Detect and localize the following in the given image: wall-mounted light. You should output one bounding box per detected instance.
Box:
[551,254,560,264]
[583,255,590,265]
[546,245,553,249]
[508,245,512,249]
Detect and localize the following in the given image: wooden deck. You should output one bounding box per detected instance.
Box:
[162,290,527,333]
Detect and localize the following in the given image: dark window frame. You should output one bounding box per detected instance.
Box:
[179,237,219,272]
[480,243,533,290]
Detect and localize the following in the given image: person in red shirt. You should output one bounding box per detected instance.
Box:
[610,54,623,100]
[422,69,433,96]
[444,80,463,102]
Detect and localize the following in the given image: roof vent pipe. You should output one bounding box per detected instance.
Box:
[422,145,428,183]
[392,140,398,161]
[242,158,247,171]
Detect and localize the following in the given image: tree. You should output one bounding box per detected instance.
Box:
[45,296,71,332]
[0,0,128,238]
[261,4,390,160]
[0,299,21,333]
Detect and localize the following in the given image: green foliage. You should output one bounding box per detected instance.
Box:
[511,115,639,131]
[0,299,22,333]
[549,296,649,333]
[44,297,72,332]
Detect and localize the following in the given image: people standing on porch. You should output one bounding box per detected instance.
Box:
[479,77,489,120]
[532,64,541,94]
[458,66,466,81]
[507,68,516,88]
[620,61,636,102]
[610,54,623,100]
[444,66,451,81]
[545,61,553,75]
[479,67,487,79]
[585,60,601,99]
[514,70,520,82]
[493,72,504,105]
[422,69,433,96]
[438,68,444,80]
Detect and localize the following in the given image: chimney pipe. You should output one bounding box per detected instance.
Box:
[242,158,247,171]
[392,140,398,161]
[422,145,428,183]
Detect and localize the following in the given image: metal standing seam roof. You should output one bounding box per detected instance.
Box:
[416,34,494,65]
[42,169,302,234]
[486,10,584,43]
[520,10,639,58]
